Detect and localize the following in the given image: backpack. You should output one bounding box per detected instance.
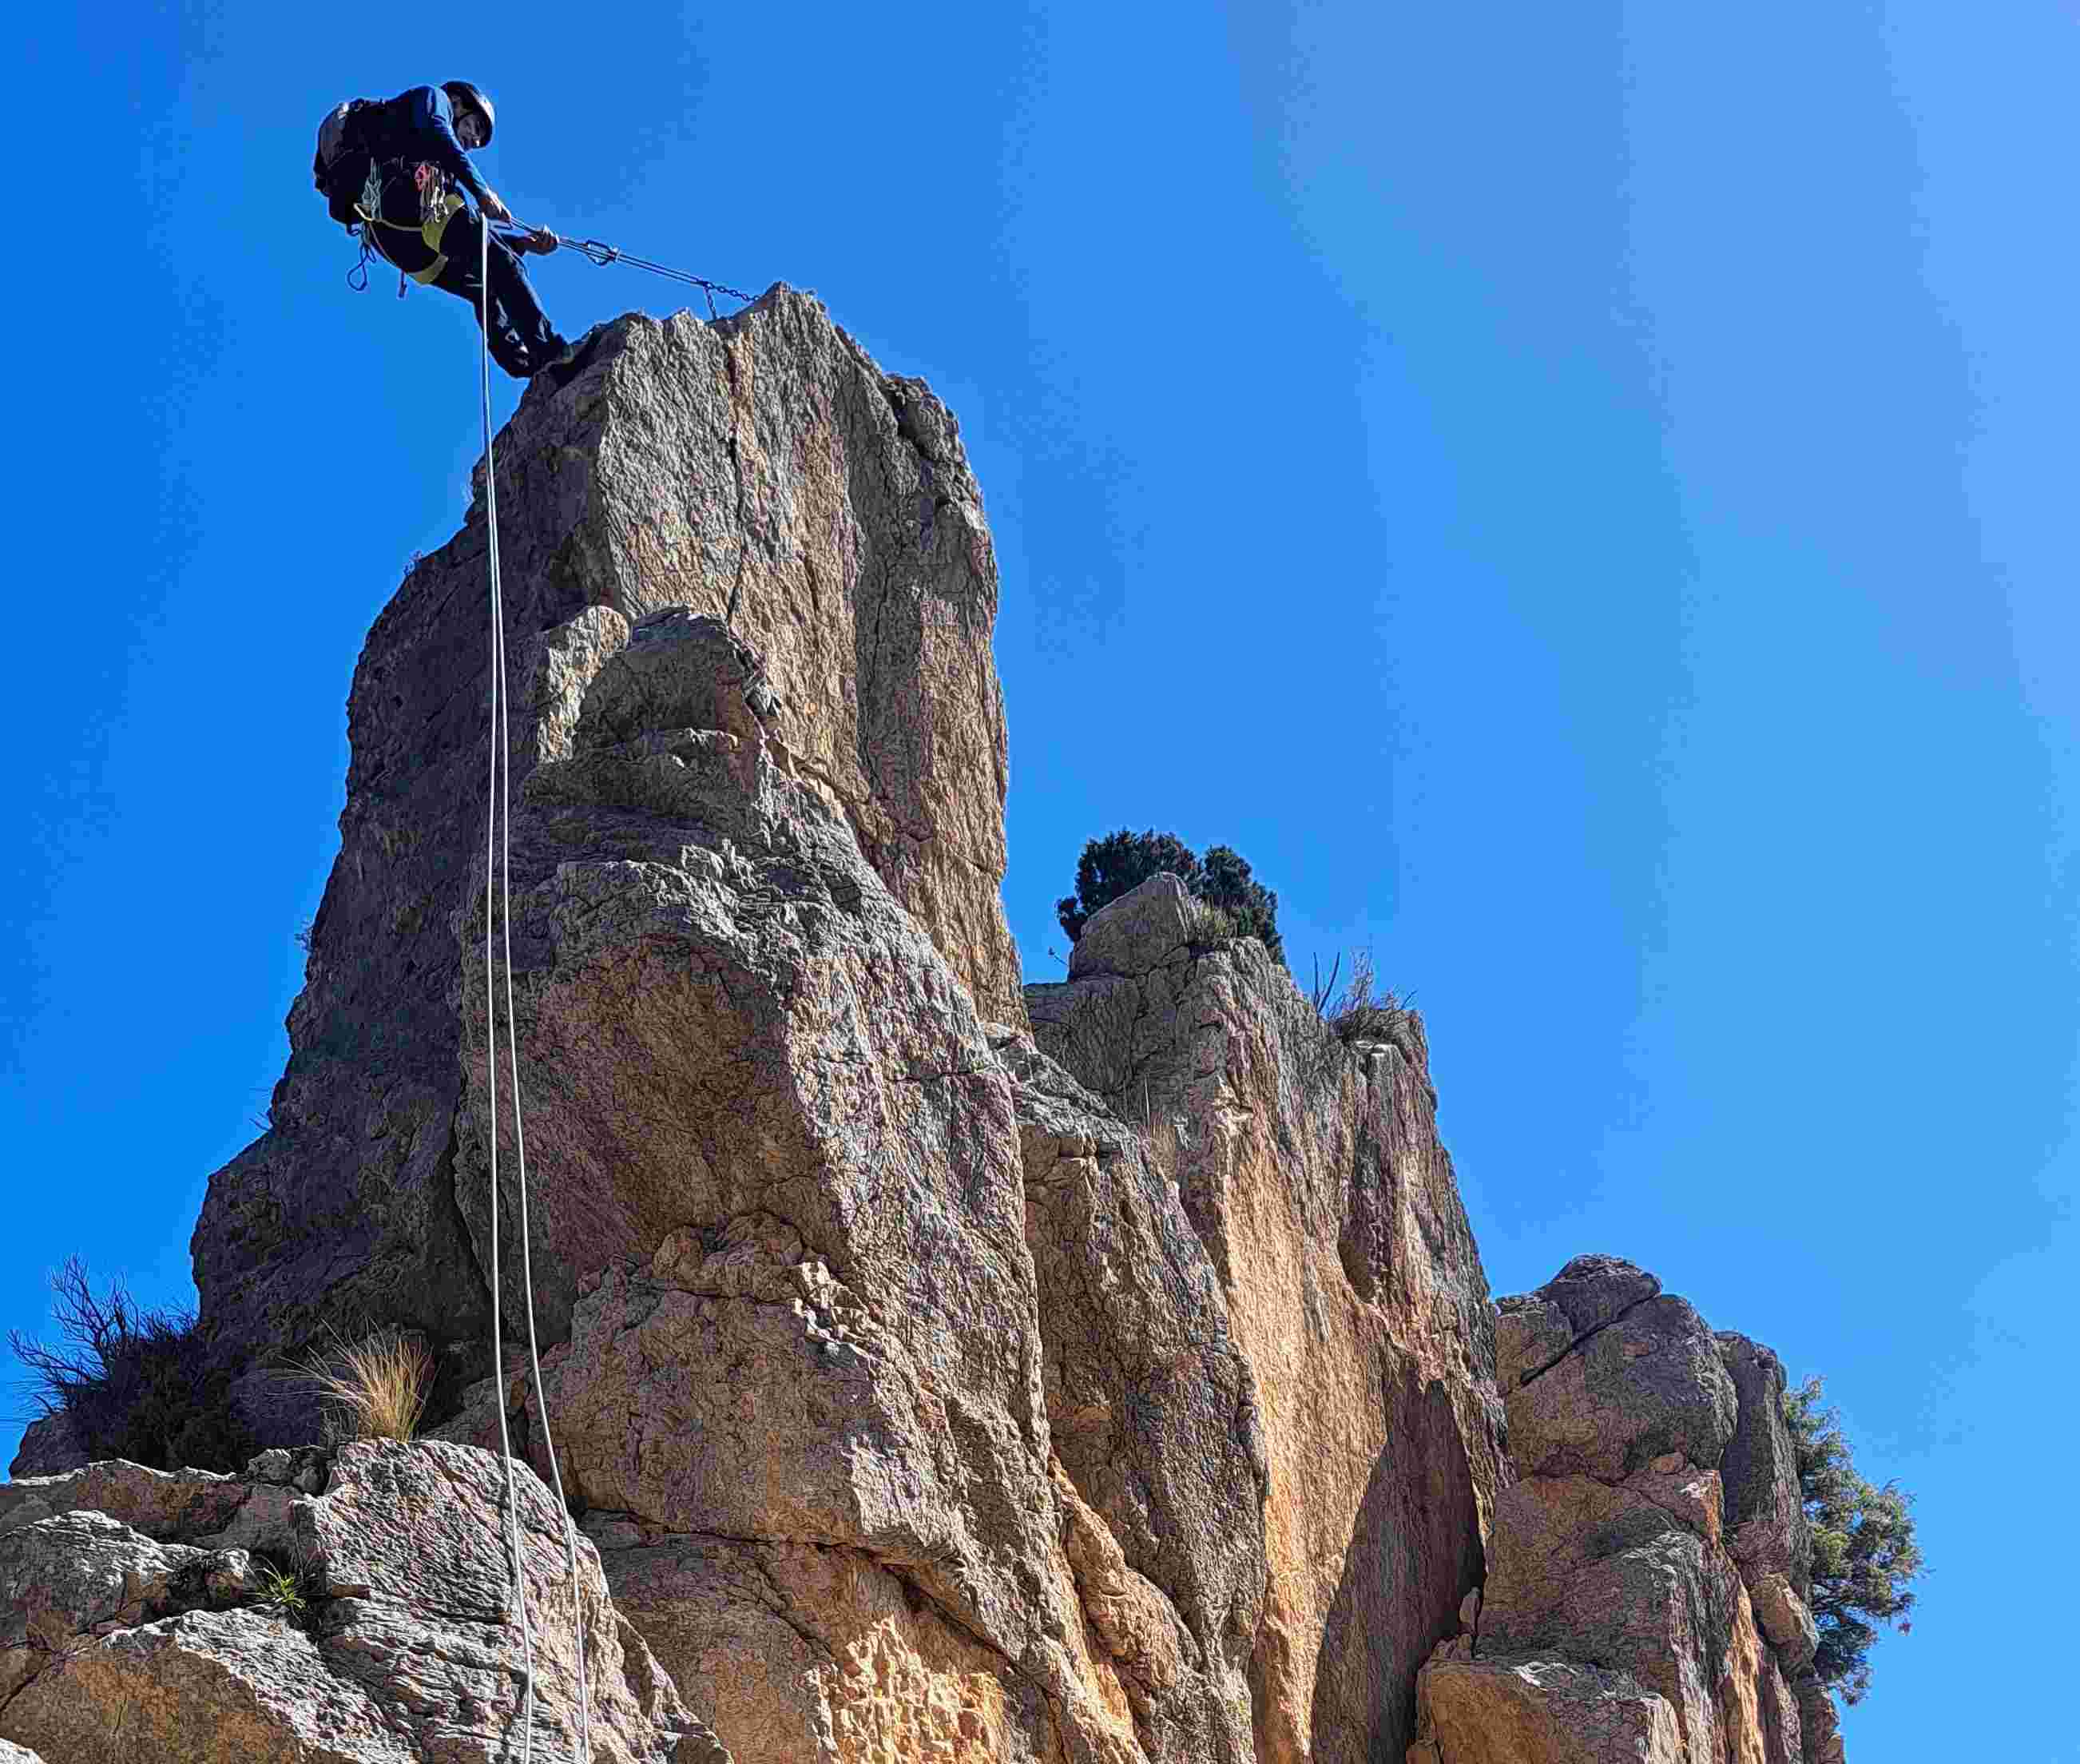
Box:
[313,99,379,230]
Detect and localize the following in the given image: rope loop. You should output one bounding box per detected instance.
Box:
[479,216,593,1764]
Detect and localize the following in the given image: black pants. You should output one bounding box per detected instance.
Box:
[428,209,566,379]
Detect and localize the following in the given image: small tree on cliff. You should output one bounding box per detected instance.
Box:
[1055,829,1285,967]
[1784,1375,1925,1706]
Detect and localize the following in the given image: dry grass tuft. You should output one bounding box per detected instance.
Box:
[1324,947,1407,1045]
[1181,895,1237,947]
[1146,1114,1184,1190]
[296,1328,434,1443]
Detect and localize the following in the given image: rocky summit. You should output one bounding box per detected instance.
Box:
[5,290,1846,1762]
[1409,1256,1835,1764]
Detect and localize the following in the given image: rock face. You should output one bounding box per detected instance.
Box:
[0,1439,716,1762]
[1409,1257,1829,1764]
[3,290,1853,1762]
[1029,874,1506,1764]
[421,606,1268,1763]
[192,287,1023,1436]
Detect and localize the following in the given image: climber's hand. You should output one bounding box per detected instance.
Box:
[527,227,561,255]
[480,190,513,225]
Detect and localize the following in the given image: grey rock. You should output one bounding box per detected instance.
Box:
[192,288,1023,1440]
[1717,1331,1813,1598]
[1504,1285,1739,1482]
[1410,1655,1684,1763]
[1030,873,1503,1764]
[425,623,1233,1762]
[1478,1475,1748,1758]
[1749,1571,1820,1675]
[1006,1031,1266,1762]
[1517,1254,1664,1341]
[1478,1265,1841,1764]
[4,1418,82,1483]
[1495,1254,1661,1393]
[1064,872,1197,981]
[1757,1649,1806,1764]
[1795,1669,1846,1764]
[0,1440,701,1762]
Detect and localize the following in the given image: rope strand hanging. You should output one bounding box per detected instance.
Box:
[478,213,593,1764]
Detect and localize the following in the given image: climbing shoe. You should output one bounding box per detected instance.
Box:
[536,325,605,389]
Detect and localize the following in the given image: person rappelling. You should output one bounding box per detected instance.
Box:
[313,82,582,380]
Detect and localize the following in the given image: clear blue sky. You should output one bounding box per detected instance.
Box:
[5,6,2073,1756]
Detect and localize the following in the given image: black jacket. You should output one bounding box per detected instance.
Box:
[316,86,490,229]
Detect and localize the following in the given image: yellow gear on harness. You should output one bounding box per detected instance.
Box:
[355,161,468,284]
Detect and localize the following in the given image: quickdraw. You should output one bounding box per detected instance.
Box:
[354,160,465,296]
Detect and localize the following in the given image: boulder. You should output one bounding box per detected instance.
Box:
[1749,1572,1820,1675]
[1030,875,1504,1764]
[0,1440,711,1762]
[4,1419,81,1484]
[1437,1262,1837,1764]
[1502,1281,1738,1482]
[1409,1656,1684,1763]
[1495,1255,1663,1390]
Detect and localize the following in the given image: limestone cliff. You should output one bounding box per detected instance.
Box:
[1029,875,1505,1763]
[6,289,1852,1764]
[192,288,1025,1433]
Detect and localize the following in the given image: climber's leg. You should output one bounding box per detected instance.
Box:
[433,209,568,378]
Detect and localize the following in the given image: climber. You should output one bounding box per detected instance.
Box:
[312,82,581,379]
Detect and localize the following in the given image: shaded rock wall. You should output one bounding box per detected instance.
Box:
[191,288,1023,1432]
[1028,875,1506,1764]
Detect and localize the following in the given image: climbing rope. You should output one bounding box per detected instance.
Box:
[478,215,593,1764]
[343,177,756,322]
[498,224,755,320]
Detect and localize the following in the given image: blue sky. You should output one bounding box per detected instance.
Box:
[6,5,2074,1754]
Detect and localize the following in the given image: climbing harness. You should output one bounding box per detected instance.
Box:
[343,195,756,324]
[353,161,467,297]
[478,218,592,1764]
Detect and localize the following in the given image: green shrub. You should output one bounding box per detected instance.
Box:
[8,1257,254,1472]
[1056,829,1285,967]
[1784,1375,1924,1705]
[253,1548,324,1630]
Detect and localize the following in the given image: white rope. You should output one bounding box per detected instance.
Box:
[479,213,592,1764]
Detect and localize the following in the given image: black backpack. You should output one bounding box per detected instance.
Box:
[313,99,379,230]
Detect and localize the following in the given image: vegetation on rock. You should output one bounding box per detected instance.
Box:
[1785,1373,1925,1705]
[1312,946,1407,1043]
[1056,828,1284,965]
[296,1326,434,1443]
[7,1256,252,1472]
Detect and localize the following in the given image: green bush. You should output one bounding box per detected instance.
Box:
[9,1257,254,1472]
[1056,829,1284,967]
[1784,1375,1924,1705]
